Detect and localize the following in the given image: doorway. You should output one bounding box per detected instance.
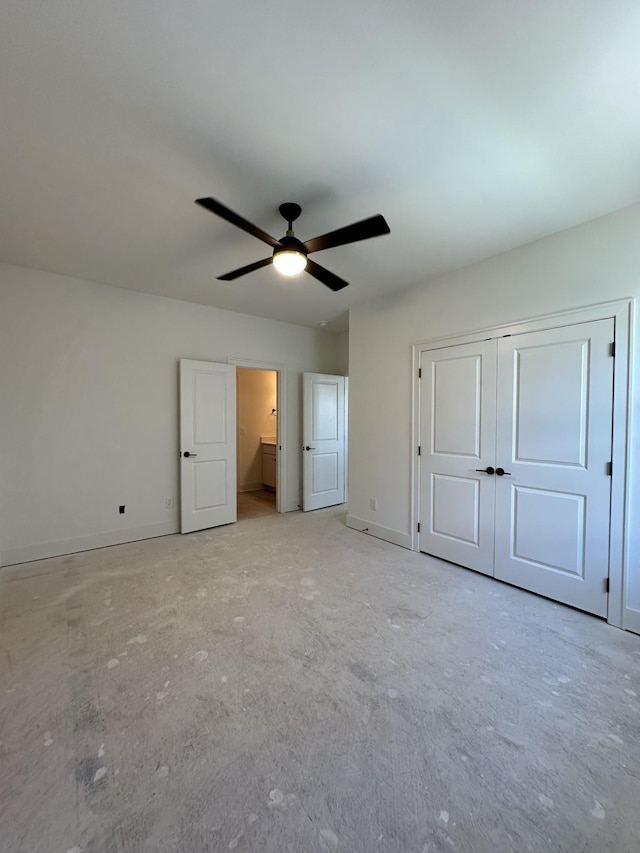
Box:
[236,366,278,521]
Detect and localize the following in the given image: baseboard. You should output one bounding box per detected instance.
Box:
[346,515,412,550]
[0,520,180,568]
[237,482,264,493]
[623,607,640,636]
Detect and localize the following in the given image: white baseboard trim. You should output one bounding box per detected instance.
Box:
[346,515,412,550]
[623,608,640,636]
[0,520,180,568]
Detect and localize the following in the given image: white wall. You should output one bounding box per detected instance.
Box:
[348,203,640,629]
[237,367,277,491]
[0,263,342,565]
[335,330,349,375]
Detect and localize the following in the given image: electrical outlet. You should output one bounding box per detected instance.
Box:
[165,497,174,510]
[370,498,377,511]
[239,426,246,436]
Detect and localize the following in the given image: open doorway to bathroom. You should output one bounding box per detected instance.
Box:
[236,367,278,521]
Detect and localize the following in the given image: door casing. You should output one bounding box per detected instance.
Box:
[411,299,632,630]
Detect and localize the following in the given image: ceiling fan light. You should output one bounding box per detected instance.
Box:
[273,250,307,276]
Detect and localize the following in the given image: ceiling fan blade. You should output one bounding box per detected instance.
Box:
[303,214,390,255]
[305,258,349,292]
[217,257,273,281]
[195,197,281,249]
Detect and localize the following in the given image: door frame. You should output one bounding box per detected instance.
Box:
[411,298,633,630]
[227,356,287,514]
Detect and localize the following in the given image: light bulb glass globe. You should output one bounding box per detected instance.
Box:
[273,250,307,276]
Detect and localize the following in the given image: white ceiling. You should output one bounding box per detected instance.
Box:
[1,1,639,331]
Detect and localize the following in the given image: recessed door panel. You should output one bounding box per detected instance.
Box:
[312,383,339,441]
[511,486,585,577]
[193,460,227,510]
[513,340,588,467]
[431,475,479,545]
[194,371,227,445]
[432,355,482,457]
[311,453,339,495]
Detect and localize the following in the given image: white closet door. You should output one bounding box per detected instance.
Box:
[494,320,614,616]
[419,340,497,576]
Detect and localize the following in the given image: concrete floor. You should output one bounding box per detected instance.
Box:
[1,507,639,853]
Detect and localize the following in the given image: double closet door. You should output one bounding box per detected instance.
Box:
[418,319,614,617]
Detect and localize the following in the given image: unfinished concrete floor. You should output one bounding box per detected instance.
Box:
[1,507,639,853]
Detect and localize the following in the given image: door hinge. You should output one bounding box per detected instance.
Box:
[606,460,612,476]
[604,577,610,593]
[610,341,615,357]
[418,367,422,379]
[418,445,421,456]
[417,522,421,533]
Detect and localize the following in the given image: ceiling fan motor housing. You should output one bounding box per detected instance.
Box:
[274,234,308,258]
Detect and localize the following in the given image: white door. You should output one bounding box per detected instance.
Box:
[418,320,614,617]
[418,340,497,576]
[302,373,345,511]
[494,320,614,616]
[180,359,237,533]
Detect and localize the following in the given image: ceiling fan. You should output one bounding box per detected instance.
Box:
[195,197,390,292]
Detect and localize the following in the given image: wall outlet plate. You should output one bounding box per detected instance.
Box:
[165,497,174,510]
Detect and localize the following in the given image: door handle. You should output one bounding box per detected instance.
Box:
[475,467,495,475]
[495,467,511,476]
[183,451,198,458]
[304,446,316,451]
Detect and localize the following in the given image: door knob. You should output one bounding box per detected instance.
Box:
[183,451,198,458]
[475,467,495,475]
[495,467,511,476]
[304,446,316,451]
